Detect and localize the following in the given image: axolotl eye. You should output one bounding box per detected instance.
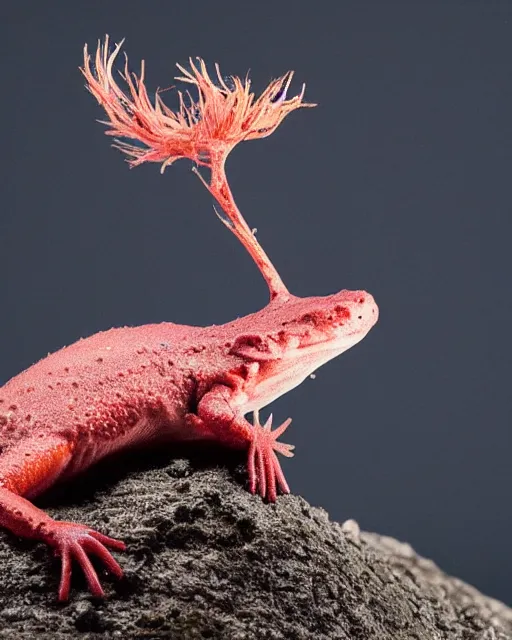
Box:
[334,305,351,322]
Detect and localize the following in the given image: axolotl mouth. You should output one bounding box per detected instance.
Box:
[240,290,379,414]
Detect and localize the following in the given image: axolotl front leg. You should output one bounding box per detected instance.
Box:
[187,381,294,502]
[0,433,125,601]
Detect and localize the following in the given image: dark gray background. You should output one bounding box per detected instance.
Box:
[2,1,511,604]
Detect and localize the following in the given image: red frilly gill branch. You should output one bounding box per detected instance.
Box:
[81,35,315,172]
[81,36,315,300]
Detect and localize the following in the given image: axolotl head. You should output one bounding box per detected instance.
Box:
[228,289,379,413]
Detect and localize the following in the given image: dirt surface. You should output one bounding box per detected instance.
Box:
[0,446,510,639]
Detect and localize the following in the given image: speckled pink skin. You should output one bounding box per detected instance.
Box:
[0,289,378,600]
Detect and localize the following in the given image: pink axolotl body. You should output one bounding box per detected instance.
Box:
[0,292,377,600]
[0,39,379,600]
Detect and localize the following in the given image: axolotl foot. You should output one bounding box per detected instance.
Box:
[247,411,294,503]
[43,521,126,601]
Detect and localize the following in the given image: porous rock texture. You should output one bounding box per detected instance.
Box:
[0,446,510,639]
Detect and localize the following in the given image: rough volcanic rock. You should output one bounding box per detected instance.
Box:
[0,447,510,639]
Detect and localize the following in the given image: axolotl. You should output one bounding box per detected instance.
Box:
[0,289,377,600]
[0,38,379,601]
